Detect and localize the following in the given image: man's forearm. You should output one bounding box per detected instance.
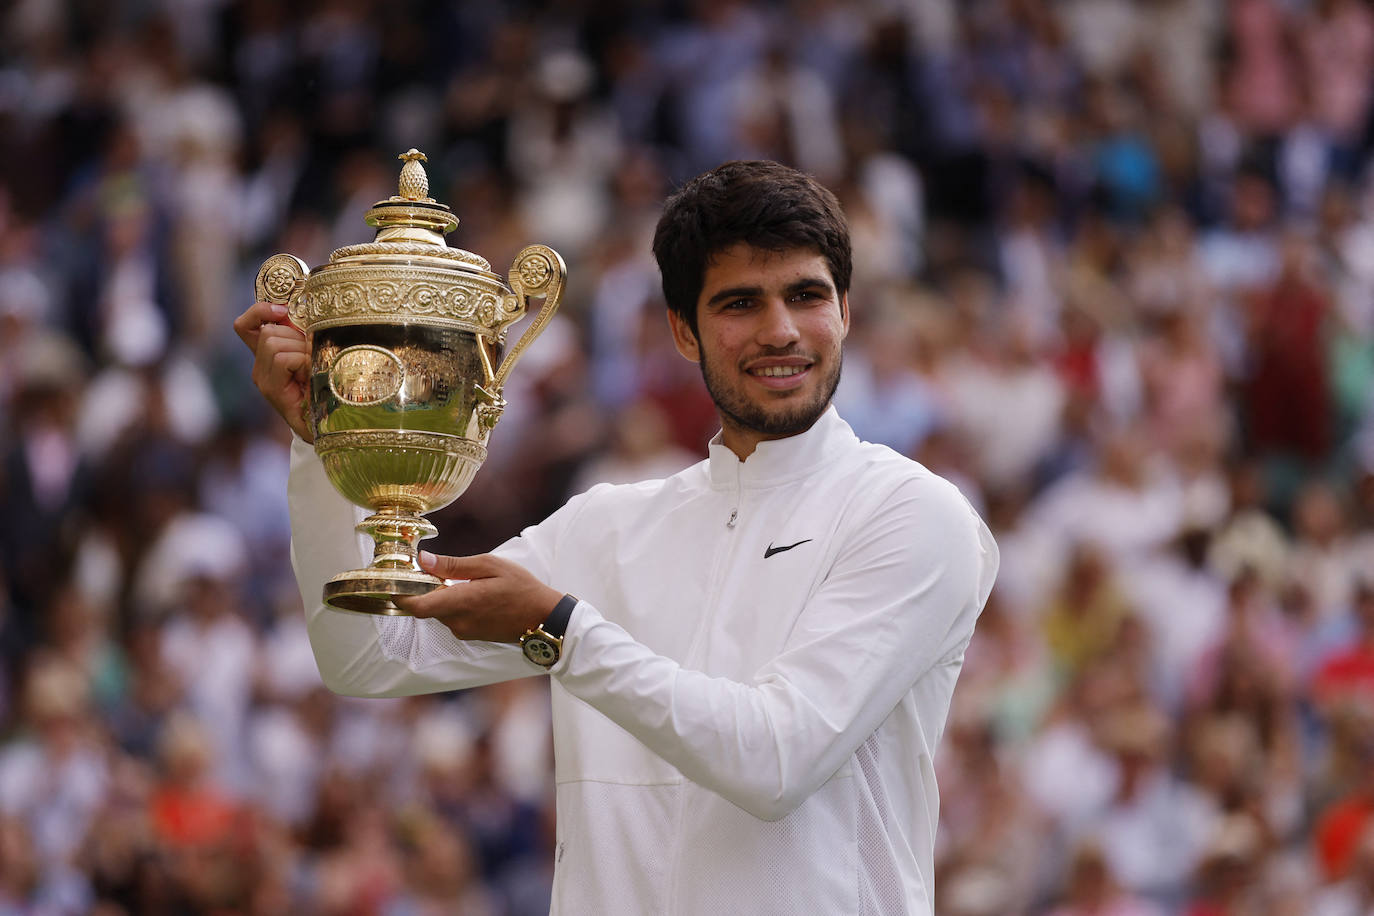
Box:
[287,437,532,696]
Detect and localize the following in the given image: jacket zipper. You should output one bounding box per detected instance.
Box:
[667,461,743,912]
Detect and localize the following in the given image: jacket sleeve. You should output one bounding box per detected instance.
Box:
[550,475,999,821]
[288,437,552,697]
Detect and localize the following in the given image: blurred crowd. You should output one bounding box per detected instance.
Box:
[4,0,1374,912]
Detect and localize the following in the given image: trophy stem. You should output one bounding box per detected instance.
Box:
[361,508,437,570]
[322,507,443,615]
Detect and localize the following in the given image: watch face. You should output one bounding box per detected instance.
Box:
[522,635,559,667]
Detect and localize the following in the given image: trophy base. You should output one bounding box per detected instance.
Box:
[323,567,443,615]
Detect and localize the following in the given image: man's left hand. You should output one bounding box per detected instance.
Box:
[395,552,565,643]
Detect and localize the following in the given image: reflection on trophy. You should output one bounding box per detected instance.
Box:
[255,149,565,615]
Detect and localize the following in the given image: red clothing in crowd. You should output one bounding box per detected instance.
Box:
[1245,273,1331,458]
[150,786,240,847]
[1315,792,1374,881]
[1314,644,1374,703]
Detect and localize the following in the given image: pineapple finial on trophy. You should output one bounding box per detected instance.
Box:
[397,149,430,201]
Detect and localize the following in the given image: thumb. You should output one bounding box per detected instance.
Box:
[418,551,495,581]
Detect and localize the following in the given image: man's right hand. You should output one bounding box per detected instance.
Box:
[233,301,314,443]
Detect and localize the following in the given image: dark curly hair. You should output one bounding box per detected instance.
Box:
[651,160,852,338]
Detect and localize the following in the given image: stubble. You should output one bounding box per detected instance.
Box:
[698,347,843,439]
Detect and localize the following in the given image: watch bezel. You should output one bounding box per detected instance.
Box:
[520,628,561,667]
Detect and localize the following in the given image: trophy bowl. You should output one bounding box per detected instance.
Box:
[255,150,565,615]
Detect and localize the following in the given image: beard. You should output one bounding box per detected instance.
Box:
[698,347,843,439]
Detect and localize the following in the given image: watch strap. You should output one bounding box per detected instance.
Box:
[542,593,578,639]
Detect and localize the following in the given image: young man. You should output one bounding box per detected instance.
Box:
[237,160,998,914]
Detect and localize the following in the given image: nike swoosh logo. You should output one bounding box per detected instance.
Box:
[764,539,813,558]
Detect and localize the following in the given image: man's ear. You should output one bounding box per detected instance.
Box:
[666,308,701,363]
[840,293,850,338]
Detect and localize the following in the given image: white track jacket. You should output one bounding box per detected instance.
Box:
[288,408,999,915]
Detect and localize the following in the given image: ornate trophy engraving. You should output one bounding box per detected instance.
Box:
[256,150,565,614]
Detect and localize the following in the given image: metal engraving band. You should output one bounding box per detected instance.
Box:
[364,202,459,234]
[330,242,491,270]
[302,314,507,338]
[291,265,520,334]
[315,430,489,462]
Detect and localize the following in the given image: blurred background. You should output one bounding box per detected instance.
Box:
[3,0,1374,912]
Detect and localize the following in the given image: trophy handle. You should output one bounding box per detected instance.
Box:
[255,254,310,325]
[491,245,566,391]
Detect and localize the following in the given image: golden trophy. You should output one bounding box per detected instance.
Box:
[255,149,565,614]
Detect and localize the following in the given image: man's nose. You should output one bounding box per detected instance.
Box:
[756,299,800,348]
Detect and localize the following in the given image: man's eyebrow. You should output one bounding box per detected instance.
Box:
[705,285,763,306]
[785,277,834,294]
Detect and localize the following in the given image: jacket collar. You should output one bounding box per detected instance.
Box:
[706,406,855,490]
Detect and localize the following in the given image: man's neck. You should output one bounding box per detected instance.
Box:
[721,426,766,461]
[719,414,826,461]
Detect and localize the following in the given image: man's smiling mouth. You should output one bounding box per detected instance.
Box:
[751,365,808,377]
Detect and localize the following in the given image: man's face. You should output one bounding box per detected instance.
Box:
[668,243,848,457]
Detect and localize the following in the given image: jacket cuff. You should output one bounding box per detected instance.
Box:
[547,597,597,676]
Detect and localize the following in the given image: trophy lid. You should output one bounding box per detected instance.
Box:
[329,149,492,272]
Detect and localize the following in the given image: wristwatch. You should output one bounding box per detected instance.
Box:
[519,593,578,668]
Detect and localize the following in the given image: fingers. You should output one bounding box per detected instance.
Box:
[396,553,502,618]
[238,303,310,438]
[396,576,522,643]
[253,317,307,352]
[395,553,563,643]
[252,325,313,440]
[269,349,310,390]
[396,576,497,619]
[233,301,291,352]
[252,326,309,388]
[417,551,505,581]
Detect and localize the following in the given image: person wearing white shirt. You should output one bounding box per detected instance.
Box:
[237,160,998,915]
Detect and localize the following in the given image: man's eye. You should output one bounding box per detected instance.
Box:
[724,299,753,310]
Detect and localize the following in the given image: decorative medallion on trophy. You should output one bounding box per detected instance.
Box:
[255,149,565,615]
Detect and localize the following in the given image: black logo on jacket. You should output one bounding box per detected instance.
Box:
[764,539,812,558]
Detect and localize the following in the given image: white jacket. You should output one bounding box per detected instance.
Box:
[288,408,999,915]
